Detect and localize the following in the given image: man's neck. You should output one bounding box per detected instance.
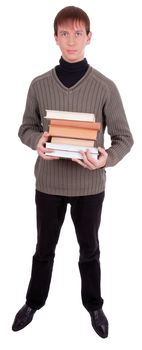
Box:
[55,56,89,87]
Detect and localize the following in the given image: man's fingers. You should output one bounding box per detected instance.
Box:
[43,131,49,137]
[72,158,88,168]
[38,150,59,160]
[81,151,97,168]
[42,131,49,142]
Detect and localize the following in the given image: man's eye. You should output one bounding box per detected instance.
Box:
[61,32,68,37]
[75,32,82,37]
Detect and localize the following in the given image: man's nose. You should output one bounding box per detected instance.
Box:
[68,34,75,45]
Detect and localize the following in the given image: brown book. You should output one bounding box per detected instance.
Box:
[50,119,101,131]
[51,137,94,147]
[48,125,98,140]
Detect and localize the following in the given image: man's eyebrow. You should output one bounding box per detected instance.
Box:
[59,29,84,33]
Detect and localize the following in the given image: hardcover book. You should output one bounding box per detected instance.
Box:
[45,110,96,121]
[48,124,98,140]
[44,110,100,160]
[45,142,98,160]
[50,119,101,130]
[51,137,95,147]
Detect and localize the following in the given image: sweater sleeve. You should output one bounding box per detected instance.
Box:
[104,81,134,167]
[18,82,43,150]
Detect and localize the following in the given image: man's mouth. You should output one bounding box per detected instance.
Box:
[67,50,77,54]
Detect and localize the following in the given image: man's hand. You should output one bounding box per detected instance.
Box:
[37,132,59,160]
[72,147,108,170]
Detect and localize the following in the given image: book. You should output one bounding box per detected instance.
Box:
[45,149,98,160]
[45,110,95,121]
[44,111,100,160]
[45,142,98,160]
[51,137,94,147]
[50,119,101,130]
[48,125,98,140]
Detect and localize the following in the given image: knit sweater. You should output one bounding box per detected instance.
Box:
[18,63,133,196]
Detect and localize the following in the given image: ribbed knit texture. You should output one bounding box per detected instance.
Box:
[18,64,133,196]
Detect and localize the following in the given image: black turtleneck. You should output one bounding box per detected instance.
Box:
[55,56,89,88]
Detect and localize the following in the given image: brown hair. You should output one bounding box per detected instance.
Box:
[54,6,90,35]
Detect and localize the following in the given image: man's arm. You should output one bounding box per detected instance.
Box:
[73,81,133,170]
[18,82,59,160]
[104,81,134,167]
[18,82,43,150]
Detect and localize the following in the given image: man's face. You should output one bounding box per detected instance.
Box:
[55,20,92,63]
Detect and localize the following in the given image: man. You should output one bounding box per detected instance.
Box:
[12,6,133,338]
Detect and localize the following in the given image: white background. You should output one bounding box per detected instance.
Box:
[0,0,141,349]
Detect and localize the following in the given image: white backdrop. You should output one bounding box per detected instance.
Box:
[0,0,141,349]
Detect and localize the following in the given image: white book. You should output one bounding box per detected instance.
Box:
[44,110,95,122]
[45,150,98,160]
[45,142,98,160]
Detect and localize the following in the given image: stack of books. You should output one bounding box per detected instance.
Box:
[44,110,101,159]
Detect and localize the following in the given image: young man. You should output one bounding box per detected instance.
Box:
[12,6,133,338]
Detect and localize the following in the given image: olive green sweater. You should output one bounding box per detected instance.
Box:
[18,65,133,196]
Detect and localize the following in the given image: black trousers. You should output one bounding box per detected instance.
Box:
[26,190,105,312]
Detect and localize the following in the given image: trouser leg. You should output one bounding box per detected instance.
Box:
[70,192,105,312]
[26,190,67,309]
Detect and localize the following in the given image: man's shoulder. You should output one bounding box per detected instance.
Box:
[30,68,53,87]
[90,66,116,91]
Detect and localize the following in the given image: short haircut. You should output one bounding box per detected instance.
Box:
[54,6,90,35]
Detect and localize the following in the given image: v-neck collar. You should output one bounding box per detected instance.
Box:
[51,65,93,92]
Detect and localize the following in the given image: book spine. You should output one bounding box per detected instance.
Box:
[45,110,95,121]
[51,137,94,147]
[45,149,98,160]
[50,119,101,130]
[48,125,98,140]
[46,142,98,153]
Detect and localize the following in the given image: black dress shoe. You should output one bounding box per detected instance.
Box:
[89,308,108,338]
[12,304,36,331]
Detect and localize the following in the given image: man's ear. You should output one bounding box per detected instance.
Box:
[87,31,92,44]
[54,34,59,45]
